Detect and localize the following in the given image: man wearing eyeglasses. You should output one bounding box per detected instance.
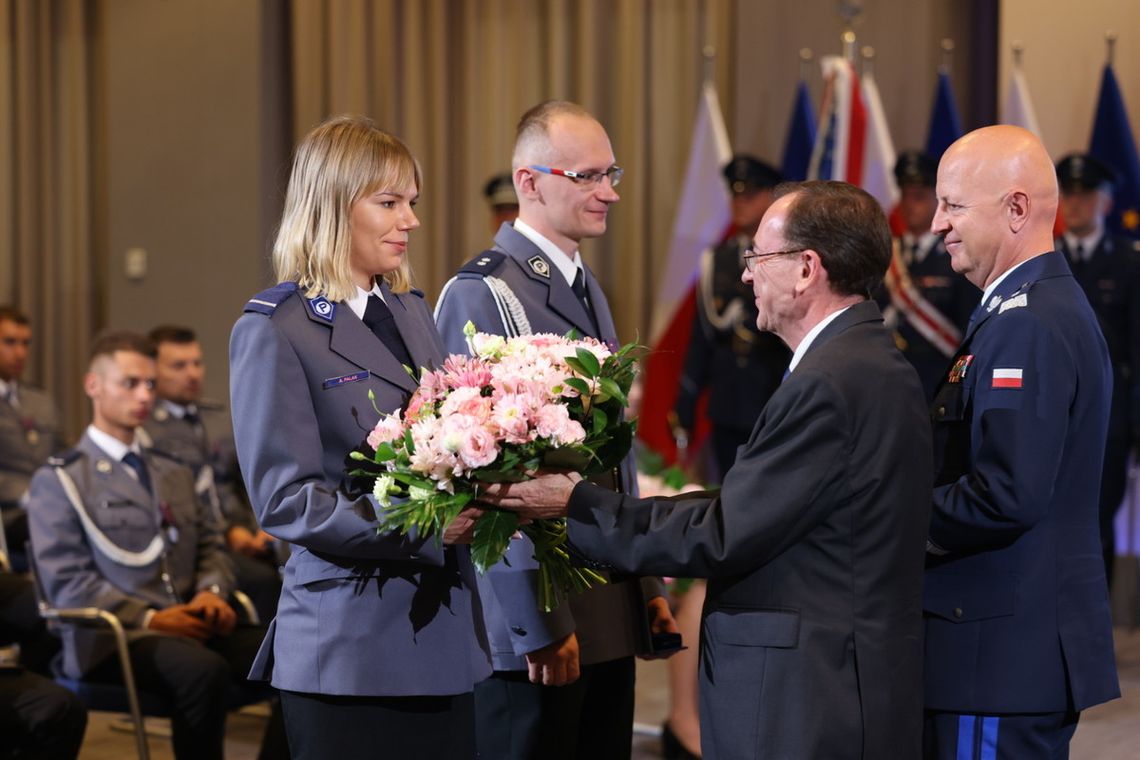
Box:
[672,156,791,482]
[435,100,676,760]
[478,181,933,759]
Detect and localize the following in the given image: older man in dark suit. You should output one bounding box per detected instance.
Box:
[483,181,932,759]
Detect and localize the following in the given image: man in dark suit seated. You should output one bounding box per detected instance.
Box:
[1,565,87,759]
[923,126,1120,758]
[482,180,932,759]
[26,332,286,760]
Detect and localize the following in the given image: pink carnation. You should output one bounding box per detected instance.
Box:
[441,355,493,390]
[458,426,499,469]
[367,414,405,450]
[439,386,493,422]
[491,394,534,444]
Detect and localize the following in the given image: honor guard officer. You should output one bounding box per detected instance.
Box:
[923,127,1119,758]
[26,332,286,760]
[141,325,282,622]
[436,100,677,760]
[1055,152,1140,586]
[484,172,520,233]
[0,306,62,569]
[880,151,976,401]
[672,155,791,481]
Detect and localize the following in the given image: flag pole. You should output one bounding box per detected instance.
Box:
[799,48,813,82]
[940,38,955,75]
[1012,42,1024,68]
[703,45,716,86]
[861,45,875,77]
[1106,31,1117,67]
[837,0,861,62]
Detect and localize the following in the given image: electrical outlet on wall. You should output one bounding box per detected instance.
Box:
[125,247,147,280]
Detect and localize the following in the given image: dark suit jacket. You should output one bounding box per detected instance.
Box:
[230,281,491,697]
[565,301,931,760]
[926,251,1120,713]
[435,222,657,670]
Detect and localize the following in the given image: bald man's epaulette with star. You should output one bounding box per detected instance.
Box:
[47,450,83,468]
[457,250,507,278]
[243,282,299,316]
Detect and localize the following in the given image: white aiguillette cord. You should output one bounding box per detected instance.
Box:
[54,467,164,567]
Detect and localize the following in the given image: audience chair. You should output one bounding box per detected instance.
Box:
[26,544,268,760]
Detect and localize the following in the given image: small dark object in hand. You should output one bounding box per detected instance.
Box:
[651,631,684,653]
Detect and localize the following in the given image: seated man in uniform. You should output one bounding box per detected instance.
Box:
[27,332,286,760]
[141,325,282,622]
[0,306,63,570]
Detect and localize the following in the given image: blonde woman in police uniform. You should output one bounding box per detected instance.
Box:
[229,115,490,760]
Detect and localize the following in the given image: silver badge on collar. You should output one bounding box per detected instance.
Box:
[96,459,113,474]
[527,256,551,278]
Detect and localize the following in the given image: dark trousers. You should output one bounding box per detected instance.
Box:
[0,572,61,675]
[280,689,475,760]
[474,656,636,760]
[231,550,282,623]
[85,624,285,760]
[924,710,1079,759]
[0,668,87,760]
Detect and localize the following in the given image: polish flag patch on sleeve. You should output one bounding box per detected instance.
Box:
[992,368,1023,388]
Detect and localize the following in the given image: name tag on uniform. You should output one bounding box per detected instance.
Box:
[322,371,369,390]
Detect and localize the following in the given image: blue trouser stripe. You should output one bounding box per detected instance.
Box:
[980,716,1000,760]
[956,715,976,760]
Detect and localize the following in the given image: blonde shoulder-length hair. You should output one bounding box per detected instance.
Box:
[273,115,422,302]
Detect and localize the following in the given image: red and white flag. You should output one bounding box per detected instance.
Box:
[808,56,867,184]
[638,82,733,463]
[860,67,900,211]
[1001,65,1041,137]
[992,368,1024,389]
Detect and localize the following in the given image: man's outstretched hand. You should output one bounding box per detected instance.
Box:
[477,471,583,520]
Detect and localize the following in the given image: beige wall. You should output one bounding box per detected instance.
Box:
[98,0,287,402]
[1000,0,1140,157]
[734,0,981,165]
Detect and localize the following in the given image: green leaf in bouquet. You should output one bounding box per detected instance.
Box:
[403,428,416,455]
[542,446,594,471]
[563,377,592,397]
[596,377,627,406]
[470,509,520,573]
[387,471,436,492]
[564,356,592,379]
[574,347,601,378]
[587,422,634,473]
[470,468,531,483]
[591,407,608,435]
[372,441,397,463]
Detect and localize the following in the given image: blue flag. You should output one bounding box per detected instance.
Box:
[925,71,963,161]
[1089,64,1140,238]
[781,80,817,181]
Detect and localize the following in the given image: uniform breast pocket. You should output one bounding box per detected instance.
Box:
[92,502,159,552]
[931,380,970,423]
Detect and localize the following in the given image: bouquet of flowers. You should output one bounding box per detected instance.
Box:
[349,321,640,612]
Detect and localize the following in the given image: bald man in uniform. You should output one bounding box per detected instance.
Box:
[923,126,1120,758]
